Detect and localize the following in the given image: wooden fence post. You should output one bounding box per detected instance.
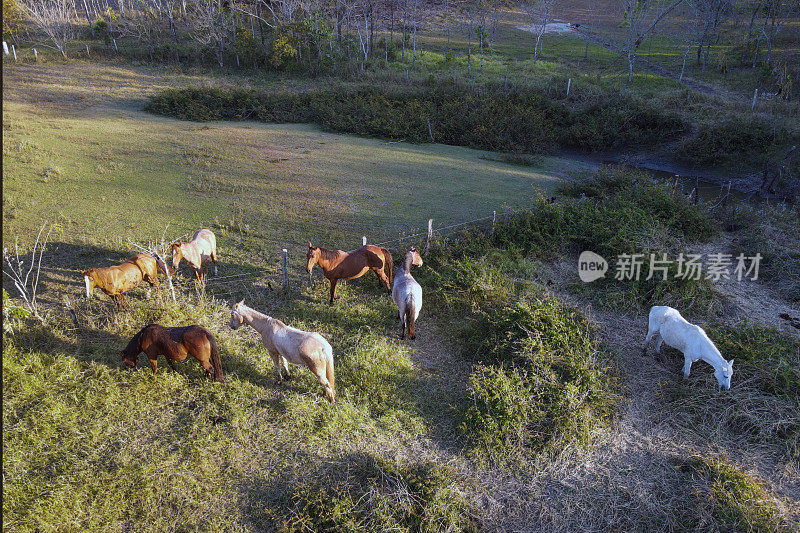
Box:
[491,210,496,235]
[3,41,8,55]
[282,249,289,290]
[362,236,367,246]
[12,45,17,62]
[85,44,90,57]
[427,119,434,143]
[752,89,758,111]
[113,39,118,52]
[426,218,433,252]
[566,78,571,96]
[33,48,37,60]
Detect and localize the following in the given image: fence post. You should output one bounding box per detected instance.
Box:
[282,249,289,290]
[427,119,434,143]
[33,48,37,60]
[113,39,118,52]
[491,210,497,235]
[85,44,90,57]
[426,218,433,252]
[362,236,367,246]
[566,78,571,96]
[3,41,8,55]
[752,89,758,111]
[12,45,17,62]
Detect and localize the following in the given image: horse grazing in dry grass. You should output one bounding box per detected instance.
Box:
[121,324,224,382]
[643,305,734,390]
[229,300,336,403]
[306,242,393,305]
[392,247,423,340]
[82,253,166,309]
[171,229,218,285]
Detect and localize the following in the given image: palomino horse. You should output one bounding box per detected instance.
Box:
[643,305,734,390]
[306,242,393,305]
[392,247,423,340]
[82,253,166,309]
[121,323,224,382]
[171,229,218,285]
[229,300,336,402]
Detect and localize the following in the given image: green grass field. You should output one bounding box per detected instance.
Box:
[4,30,800,531]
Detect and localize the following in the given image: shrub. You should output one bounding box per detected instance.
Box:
[462,298,619,462]
[679,455,789,532]
[279,456,478,532]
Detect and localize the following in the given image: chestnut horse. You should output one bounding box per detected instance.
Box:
[121,323,224,382]
[306,242,393,305]
[82,253,166,309]
[171,229,218,285]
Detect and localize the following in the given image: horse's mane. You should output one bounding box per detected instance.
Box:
[317,247,340,262]
[121,324,151,356]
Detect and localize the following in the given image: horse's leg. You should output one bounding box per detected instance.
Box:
[682,354,693,379]
[166,358,178,371]
[148,355,158,374]
[281,357,292,380]
[642,329,656,355]
[271,352,285,384]
[211,250,218,276]
[329,278,339,305]
[374,267,391,292]
[655,337,664,354]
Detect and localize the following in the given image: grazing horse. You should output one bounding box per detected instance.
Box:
[82,253,166,309]
[643,305,734,390]
[121,323,224,382]
[229,300,336,403]
[306,242,393,305]
[392,247,423,340]
[171,229,218,285]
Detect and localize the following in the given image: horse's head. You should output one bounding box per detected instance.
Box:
[714,359,734,390]
[229,299,245,330]
[170,243,183,270]
[120,327,145,369]
[81,269,96,298]
[306,242,320,273]
[408,247,423,267]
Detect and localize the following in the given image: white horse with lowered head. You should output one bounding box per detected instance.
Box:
[229,300,336,402]
[643,305,734,390]
[392,247,423,340]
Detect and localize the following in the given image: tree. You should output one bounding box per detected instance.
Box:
[18,0,77,58]
[3,0,24,41]
[519,0,560,63]
[619,0,682,83]
[688,0,731,72]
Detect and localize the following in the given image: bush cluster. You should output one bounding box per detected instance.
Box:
[146,85,686,154]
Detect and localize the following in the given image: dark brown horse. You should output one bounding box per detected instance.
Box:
[121,324,224,382]
[82,253,167,309]
[306,242,393,305]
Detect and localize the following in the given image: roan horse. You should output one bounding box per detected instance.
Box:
[643,305,734,390]
[306,242,393,305]
[229,300,336,403]
[171,229,218,285]
[392,247,423,340]
[82,253,167,309]
[121,323,224,382]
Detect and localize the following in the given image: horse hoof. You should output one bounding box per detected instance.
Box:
[410,335,416,340]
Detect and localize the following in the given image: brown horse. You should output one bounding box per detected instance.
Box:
[171,229,218,286]
[82,253,166,309]
[306,242,393,305]
[121,324,224,382]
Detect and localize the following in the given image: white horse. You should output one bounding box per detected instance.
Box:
[643,305,734,390]
[229,300,336,402]
[392,247,423,340]
[171,229,218,285]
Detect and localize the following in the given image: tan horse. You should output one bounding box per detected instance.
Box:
[306,242,393,305]
[229,300,336,403]
[171,229,218,285]
[82,253,166,309]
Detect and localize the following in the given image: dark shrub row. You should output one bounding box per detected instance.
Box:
[146,84,687,154]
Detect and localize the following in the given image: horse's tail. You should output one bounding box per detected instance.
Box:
[404,293,417,339]
[325,348,336,403]
[382,248,393,284]
[208,333,225,382]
